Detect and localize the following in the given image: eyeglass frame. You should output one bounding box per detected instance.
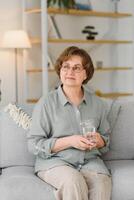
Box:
[61,64,85,73]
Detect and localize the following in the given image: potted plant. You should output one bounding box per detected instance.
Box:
[47,0,76,9]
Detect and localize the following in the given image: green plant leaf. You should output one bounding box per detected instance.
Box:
[53,0,57,5]
[47,0,75,8]
[58,0,62,8]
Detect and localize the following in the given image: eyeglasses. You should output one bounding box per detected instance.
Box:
[61,64,84,73]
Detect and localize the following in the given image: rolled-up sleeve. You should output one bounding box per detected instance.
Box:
[27,97,57,159]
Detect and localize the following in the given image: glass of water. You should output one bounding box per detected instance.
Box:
[80,119,96,143]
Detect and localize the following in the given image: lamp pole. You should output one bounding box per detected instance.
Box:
[2,30,31,103]
[14,48,18,103]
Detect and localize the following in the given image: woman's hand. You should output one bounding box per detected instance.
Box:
[69,135,95,150]
[86,132,105,149]
[52,133,105,153]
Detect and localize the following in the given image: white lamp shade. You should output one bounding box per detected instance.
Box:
[2,30,31,49]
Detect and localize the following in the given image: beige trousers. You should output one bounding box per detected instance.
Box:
[38,165,111,200]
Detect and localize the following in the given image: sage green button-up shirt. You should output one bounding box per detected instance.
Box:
[28,86,110,175]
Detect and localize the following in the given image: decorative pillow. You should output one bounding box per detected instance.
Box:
[4,103,32,130]
[0,103,35,168]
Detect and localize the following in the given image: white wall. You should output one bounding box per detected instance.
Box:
[48,0,134,96]
[0,0,134,107]
[0,0,23,107]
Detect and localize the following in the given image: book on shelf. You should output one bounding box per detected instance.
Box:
[48,15,61,39]
[75,0,93,10]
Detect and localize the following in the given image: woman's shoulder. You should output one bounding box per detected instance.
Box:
[84,86,106,107]
[36,89,58,106]
[31,89,59,117]
[84,86,100,100]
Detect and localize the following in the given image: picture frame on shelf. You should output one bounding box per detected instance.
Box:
[75,0,93,10]
[48,15,61,39]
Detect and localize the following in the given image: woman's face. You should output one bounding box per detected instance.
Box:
[60,55,87,88]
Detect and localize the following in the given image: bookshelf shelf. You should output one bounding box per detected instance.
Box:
[30,37,133,44]
[95,91,133,98]
[48,38,133,44]
[27,91,133,103]
[95,67,133,71]
[25,8,41,14]
[30,37,41,44]
[27,98,39,103]
[26,67,133,73]
[26,68,55,73]
[25,7,132,18]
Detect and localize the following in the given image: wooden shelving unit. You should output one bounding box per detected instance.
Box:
[48,38,133,44]
[24,4,133,103]
[30,37,133,45]
[27,91,133,103]
[95,67,133,71]
[26,67,133,73]
[25,7,132,18]
[95,91,133,98]
[25,8,41,14]
[23,0,48,103]
[30,37,41,44]
[26,68,55,73]
[27,98,39,103]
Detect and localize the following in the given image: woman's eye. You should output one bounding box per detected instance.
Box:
[63,65,69,69]
[75,66,80,70]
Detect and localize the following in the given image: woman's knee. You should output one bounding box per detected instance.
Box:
[97,174,111,187]
[64,170,87,188]
[96,174,112,197]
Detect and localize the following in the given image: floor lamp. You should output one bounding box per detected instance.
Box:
[2,30,31,103]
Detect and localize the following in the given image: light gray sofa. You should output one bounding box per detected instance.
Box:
[0,100,134,200]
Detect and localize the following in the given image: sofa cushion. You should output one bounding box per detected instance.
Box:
[106,160,134,200]
[105,99,121,132]
[0,103,35,168]
[0,166,55,200]
[104,101,134,160]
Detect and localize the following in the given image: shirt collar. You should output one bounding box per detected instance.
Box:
[57,85,69,106]
[57,85,91,106]
[83,89,88,104]
[82,86,93,104]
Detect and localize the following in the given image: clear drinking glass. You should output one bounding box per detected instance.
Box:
[80,119,96,143]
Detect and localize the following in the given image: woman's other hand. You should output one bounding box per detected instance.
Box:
[69,135,95,150]
[52,135,95,153]
[87,132,105,149]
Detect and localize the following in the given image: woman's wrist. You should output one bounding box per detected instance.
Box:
[52,136,73,153]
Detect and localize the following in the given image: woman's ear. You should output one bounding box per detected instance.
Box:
[84,76,87,80]
[83,73,87,80]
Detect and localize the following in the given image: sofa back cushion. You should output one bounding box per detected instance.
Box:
[104,101,134,160]
[0,104,35,168]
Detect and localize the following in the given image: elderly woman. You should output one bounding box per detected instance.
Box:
[28,46,111,200]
